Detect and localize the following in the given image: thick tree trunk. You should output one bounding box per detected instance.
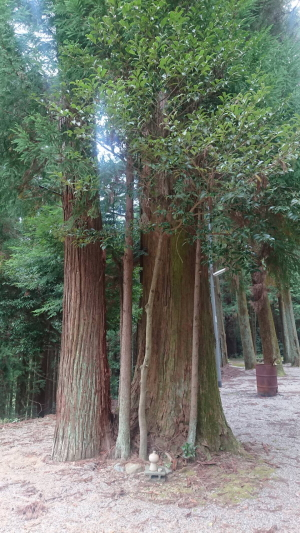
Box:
[52,188,112,462]
[281,287,300,367]
[187,230,201,446]
[138,232,163,459]
[236,278,256,370]
[132,229,238,453]
[252,270,284,376]
[115,155,134,459]
[214,275,228,367]
[197,264,238,452]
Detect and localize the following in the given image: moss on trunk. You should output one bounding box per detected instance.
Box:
[132,229,238,454]
[197,265,239,453]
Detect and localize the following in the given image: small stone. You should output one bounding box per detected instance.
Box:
[125,463,144,475]
[113,463,125,473]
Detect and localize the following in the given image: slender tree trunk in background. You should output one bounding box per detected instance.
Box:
[132,228,238,453]
[115,155,134,459]
[15,365,27,418]
[281,287,300,367]
[187,226,201,446]
[197,264,239,452]
[35,344,58,417]
[226,316,238,357]
[214,274,228,366]
[249,305,257,355]
[278,294,289,363]
[34,352,47,417]
[139,232,163,460]
[52,347,59,413]
[252,269,285,376]
[236,277,256,370]
[52,188,112,462]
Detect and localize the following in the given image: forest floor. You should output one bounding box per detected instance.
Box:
[0,364,299,533]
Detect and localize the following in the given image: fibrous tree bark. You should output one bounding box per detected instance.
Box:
[115,154,134,459]
[138,231,163,460]
[252,269,285,376]
[236,276,256,370]
[280,286,300,367]
[132,225,238,453]
[187,219,201,446]
[52,188,112,462]
[278,292,290,363]
[132,228,195,446]
[214,274,228,367]
[197,264,239,453]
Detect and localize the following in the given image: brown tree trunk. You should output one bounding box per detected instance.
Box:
[281,287,300,367]
[187,227,201,446]
[278,293,289,363]
[214,274,228,367]
[252,270,284,376]
[197,264,238,452]
[139,232,163,459]
[35,344,58,417]
[115,155,134,459]
[236,277,256,370]
[249,305,257,355]
[132,229,238,453]
[52,188,112,462]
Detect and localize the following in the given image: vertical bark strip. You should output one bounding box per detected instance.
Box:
[115,154,134,459]
[236,277,256,370]
[52,188,112,462]
[278,293,289,362]
[131,227,238,454]
[131,229,195,443]
[187,227,201,446]
[252,269,285,376]
[214,275,228,367]
[281,287,300,367]
[197,264,239,453]
[139,232,163,460]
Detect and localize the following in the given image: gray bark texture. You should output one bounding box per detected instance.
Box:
[281,287,300,367]
[236,277,256,370]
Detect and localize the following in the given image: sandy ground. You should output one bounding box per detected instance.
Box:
[0,364,299,533]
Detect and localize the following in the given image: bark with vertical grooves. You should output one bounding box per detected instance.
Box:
[278,293,290,363]
[252,270,285,376]
[187,223,201,446]
[132,228,238,453]
[249,305,257,355]
[281,287,300,367]
[214,274,228,367]
[52,188,112,462]
[197,264,239,453]
[236,277,256,370]
[139,232,163,460]
[115,154,134,459]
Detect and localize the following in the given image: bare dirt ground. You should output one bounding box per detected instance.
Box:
[0,364,299,533]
